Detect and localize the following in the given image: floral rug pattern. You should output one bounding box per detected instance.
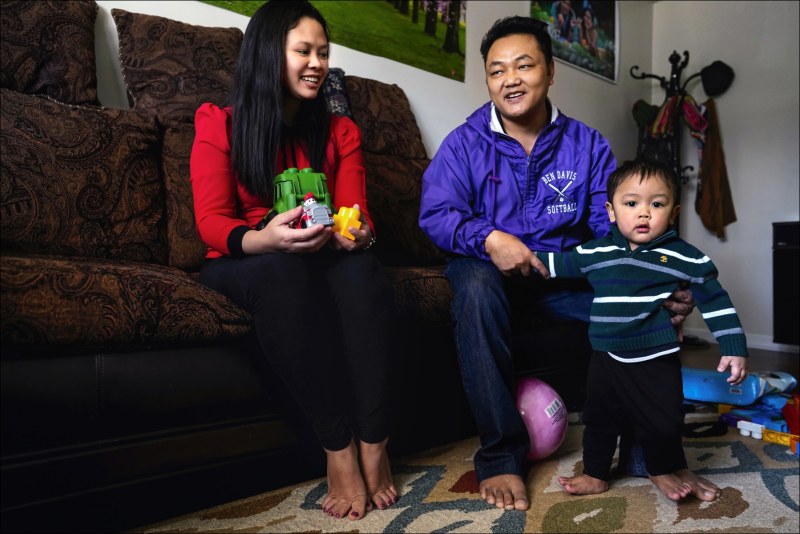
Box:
[139,423,799,533]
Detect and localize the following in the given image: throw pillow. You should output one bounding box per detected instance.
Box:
[324,67,352,118]
[162,122,207,271]
[112,8,243,124]
[344,75,427,159]
[0,0,99,105]
[0,255,251,348]
[0,89,167,264]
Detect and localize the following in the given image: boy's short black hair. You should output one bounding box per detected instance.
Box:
[607,159,682,203]
[480,16,553,65]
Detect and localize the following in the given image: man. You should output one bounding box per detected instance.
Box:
[419,16,693,512]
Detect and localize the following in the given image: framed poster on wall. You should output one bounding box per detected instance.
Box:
[203,0,467,82]
[531,0,618,83]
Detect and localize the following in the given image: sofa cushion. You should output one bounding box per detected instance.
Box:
[363,153,445,266]
[385,266,451,326]
[0,89,167,264]
[344,75,427,159]
[112,8,243,124]
[0,0,99,106]
[162,122,207,271]
[0,254,251,348]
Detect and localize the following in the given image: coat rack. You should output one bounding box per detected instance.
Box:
[629,52,736,348]
[629,50,734,184]
[630,50,694,183]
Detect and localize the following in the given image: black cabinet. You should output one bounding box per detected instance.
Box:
[773,222,799,345]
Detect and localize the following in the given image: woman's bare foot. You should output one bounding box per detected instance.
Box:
[321,441,368,520]
[479,474,529,511]
[359,438,397,511]
[649,473,692,501]
[675,469,721,501]
[558,474,608,495]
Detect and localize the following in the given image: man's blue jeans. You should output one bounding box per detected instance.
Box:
[444,257,593,482]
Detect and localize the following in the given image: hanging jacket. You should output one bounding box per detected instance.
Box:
[696,98,736,239]
[419,101,616,260]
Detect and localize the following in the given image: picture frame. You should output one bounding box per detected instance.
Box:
[531,0,619,84]
[202,0,467,82]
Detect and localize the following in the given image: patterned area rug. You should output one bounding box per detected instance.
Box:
[137,423,799,533]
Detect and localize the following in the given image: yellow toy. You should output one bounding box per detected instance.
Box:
[332,206,362,241]
[762,428,799,448]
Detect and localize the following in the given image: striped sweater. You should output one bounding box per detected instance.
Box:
[540,225,748,360]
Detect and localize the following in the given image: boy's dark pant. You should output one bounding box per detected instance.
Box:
[581,351,687,480]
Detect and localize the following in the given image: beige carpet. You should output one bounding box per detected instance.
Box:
[136,422,799,533]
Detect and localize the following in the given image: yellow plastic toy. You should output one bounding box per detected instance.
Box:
[762,428,799,448]
[332,206,362,240]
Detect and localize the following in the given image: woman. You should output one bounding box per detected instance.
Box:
[190,0,396,521]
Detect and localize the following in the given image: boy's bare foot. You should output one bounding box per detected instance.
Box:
[558,474,609,495]
[321,441,368,520]
[675,469,721,501]
[649,473,693,501]
[479,474,529,511]
[359,438,397,511]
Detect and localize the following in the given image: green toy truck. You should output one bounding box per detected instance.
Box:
[256,167,334,230]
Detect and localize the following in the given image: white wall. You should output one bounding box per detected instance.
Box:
[94,1,799,352]
[650,1,799,353]
[94,0,653,160]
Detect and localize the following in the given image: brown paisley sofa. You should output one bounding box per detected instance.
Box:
[0,2,589,532]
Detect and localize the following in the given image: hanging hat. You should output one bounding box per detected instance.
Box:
[632,99,660,129]
[700,60,735,98]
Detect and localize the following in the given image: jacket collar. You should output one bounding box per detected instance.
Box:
[489,98,560,135]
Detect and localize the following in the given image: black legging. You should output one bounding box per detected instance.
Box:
[200,249,394,451]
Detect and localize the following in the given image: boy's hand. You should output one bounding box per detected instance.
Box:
[718,356,748,385]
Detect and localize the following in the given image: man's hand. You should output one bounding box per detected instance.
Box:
[662,282,695,341]
[485,230,550,278]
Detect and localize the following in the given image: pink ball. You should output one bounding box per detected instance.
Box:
[515,377,568,460]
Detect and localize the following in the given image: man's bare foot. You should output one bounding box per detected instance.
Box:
[649,473,692,501]
[359,438,397,511]
[321,441,368,520]
[479,474,529,511]
[558,474,608,495]
[675,469,720,502]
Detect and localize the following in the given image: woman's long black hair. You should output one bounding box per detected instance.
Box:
[229,0,331,203]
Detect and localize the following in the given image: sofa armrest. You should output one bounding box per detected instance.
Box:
[1,254,250,349]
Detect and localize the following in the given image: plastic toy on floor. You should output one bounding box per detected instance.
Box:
[682,367,797,406]
[760,371,798,394]
[783,394,800,435]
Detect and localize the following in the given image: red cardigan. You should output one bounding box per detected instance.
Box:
[190,103,372,259]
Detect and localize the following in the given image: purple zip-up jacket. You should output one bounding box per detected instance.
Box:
[419,101,616,260]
